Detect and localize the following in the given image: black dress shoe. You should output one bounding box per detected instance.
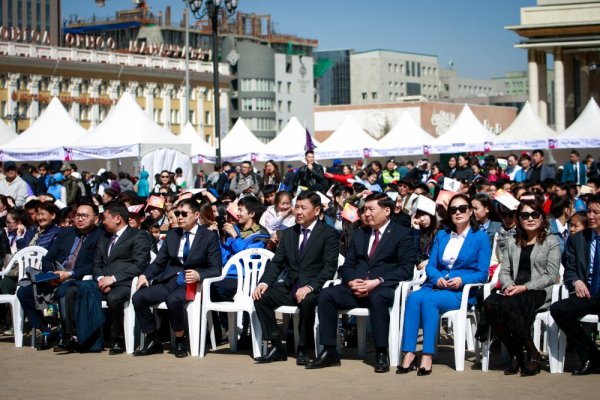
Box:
[134,339,164,356]
[174,342,188,358]
[54,337,78,353]
[254,346,287,363]
[520,357,541,377]
[417,366,433,376]
[504,355,524,375]
[572,359,600,376]
[36,333,52,351]
[109,340,125,355]
[305,348,341,369]
[296,348,309,366]
[374,351,390,373]
[396,356,417,374]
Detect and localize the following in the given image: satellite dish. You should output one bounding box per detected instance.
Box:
[448,60,455,69]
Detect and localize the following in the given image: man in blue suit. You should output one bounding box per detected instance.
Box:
[561,149,587,185]
[17,202,102,350]
[306,192,417,373]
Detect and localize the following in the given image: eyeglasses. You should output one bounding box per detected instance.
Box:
[158,192,168,196]
[173,210,190,218]
[74,213,91,220]
[519,211,542,220]
[448,205,470,215]
[160,175,169,178]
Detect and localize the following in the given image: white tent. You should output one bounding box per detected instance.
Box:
[221,118,267,162]
[492,102,555,151]
[315,115,378,159]
[430,105,496,154]
[2,97,86,161]
[69,92,190,160]
[141,148,194,191]
[372,112,436,157]
[553,98,600,149]
[264,117,320,161]
[0,118,17,148]
[178,122,216,164]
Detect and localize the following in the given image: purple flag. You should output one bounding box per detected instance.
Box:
[304,128,317,151]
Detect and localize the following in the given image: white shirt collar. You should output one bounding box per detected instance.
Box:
[451,228,470,240]
[375,219,391,236]
[113,225,128,239]
[185,224,199,236]
[301,219,318,233]
[555,219,568,234]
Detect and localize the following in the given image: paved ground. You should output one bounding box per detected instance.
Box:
[1,335,597,400]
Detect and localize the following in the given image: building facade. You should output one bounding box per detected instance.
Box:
[507,0,600,131]
[314,49,352,106]
[0,0,61,46]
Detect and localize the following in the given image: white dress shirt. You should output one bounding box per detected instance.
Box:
[442,228,470,269]
[178,224,199,262]
[368,220,391,255]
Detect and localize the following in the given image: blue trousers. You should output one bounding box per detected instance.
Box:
[401,287,467,355]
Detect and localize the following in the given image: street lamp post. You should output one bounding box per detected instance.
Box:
[187,0,238,166]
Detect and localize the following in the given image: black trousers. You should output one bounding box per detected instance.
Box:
[132,276,188,334]
[65,284,130,340]
[254,283,318,349]
[550,293,600,363]
[317,284,395,348]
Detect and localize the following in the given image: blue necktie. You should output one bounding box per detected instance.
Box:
[183,231,191,262]
[591,236,600,297]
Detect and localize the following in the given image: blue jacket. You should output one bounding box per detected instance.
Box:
[561,161,587,184]
[221,225,270,277]
[17,224,61,251]
[425,228,491,294]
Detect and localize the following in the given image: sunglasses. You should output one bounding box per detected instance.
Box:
[160,175,169,178]
[519,211,542,220]
[448,205,470,215]
[158,192,168,196]
[173,211,190,218]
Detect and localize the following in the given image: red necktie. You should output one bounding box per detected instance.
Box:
[369,230,380,259]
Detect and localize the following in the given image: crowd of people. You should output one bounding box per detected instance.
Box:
[0,147,599,376]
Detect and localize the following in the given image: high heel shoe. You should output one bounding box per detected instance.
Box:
[396,356,417,374]
[417,366,433,376]
[520,358,541,376]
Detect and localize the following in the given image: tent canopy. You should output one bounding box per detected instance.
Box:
[264,117,320,161]
[0,118,17,148]
[554,98,600,149]
[2,97,87,161]
[178,122,215,163]
[221,118,267,162]
[493,102,555,151]
[373,112,436,157]
[431,105,496,154]
[70,92,190,159]
[315,115,378,160]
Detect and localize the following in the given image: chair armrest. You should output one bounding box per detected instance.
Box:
[323,279,342,289]
[551,283,568,303]
[459,283,485,312]
[481,281,498,301]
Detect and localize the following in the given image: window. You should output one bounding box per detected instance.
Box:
[277,81,282,93]
[287,101,291,112]
[407,82,421,96]
[287,82,291,93]
[278,100,282,112]
[361,92,367,100]
[371,92,377,100]
[205,111,212,125]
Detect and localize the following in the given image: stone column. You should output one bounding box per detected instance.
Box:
[27,75,42,121]
[50,77,61,97]
[109,80,120,114]
[197,86,206,132]
[219,90,230,138]
[179,85,189,129]
[554,48,566,133]
[579,54,590,113]
[537,51,548,124]
[89,79,102,128]
[162,84,174,128]
[7,74,20,132]
[145,83,157,121]
[528,49,539,116]
[69,78,82,122]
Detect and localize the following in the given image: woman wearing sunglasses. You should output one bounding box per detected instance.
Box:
[398,193,490,375]
[479,195,560,376]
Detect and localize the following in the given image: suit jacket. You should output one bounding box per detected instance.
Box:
[561,161,587,184]
[526,164,556,182]
[293,164,327,193]
[142,225,222,283]
[41,226,102,280]
[92,226,151,286]
[500,234,561,307]
[425,228,490,291]
[341,220,416,287]
[259,220,338,292]
[563,228,594,291]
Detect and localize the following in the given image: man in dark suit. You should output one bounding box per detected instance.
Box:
[252,191,338,365]
[306,192,417,373]
[561,149,587,185]
[63,202,151,354]
[550,193,600,375]
[132,199,222,358]
[16,202,102,350]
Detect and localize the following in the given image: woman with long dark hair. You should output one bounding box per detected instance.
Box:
[262,160,282,187]
[478,197,560,376]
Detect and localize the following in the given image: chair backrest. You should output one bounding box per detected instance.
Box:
[221,248,274,300]
[412,266,426,283]
[3,246,48,281]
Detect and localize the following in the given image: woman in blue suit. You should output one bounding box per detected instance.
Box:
[397,193,491,375]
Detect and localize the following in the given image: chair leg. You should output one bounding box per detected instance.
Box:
[249,311,262,359]
[199,309,210,358]
[533,317,542,352]
[314,312,321,356]
[453,315,466,371]
[547,314,561,373]
[228,312,237,352]
[187,301,201,357]
[481,326,492,372]
[123,301,134,354]
[292,313,300,352]
[465,316,475,352]
[11,301,23,348]
[357,316,366,359]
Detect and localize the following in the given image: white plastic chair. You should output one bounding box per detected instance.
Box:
[199,248,274,358]
[394,267,427,366]
[549,283,600,373]
[532,264,564,355]
[2,246,48,348]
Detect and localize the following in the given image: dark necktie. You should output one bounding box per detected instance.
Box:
[183,231,191,262]
[591,235,600,297]
[298,228,310,257]
[479,224,486,232]
[369,230,380,259]
[64,234,86,272]
[107,233,118,257]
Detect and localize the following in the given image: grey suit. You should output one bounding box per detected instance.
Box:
[500,234,561,308]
